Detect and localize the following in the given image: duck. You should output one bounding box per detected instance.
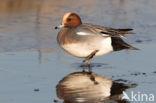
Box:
[55,12,139,67]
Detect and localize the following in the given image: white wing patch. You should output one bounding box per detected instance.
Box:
[101,33,110,37]
[76,32,90,35]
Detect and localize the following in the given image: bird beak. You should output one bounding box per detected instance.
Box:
[55,24,64,29]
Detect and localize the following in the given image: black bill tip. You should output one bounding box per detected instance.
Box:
[54,26,58,29]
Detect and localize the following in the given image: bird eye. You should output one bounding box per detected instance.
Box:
[67,18,71,22]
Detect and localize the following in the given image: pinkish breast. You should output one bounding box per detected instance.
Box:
[57,28,76,45]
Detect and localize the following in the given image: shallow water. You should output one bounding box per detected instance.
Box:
[0,0,156,103]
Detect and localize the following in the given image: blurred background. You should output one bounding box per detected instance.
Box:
[0,0,156,103]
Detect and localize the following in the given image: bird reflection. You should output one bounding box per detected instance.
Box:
[56,66,134,103]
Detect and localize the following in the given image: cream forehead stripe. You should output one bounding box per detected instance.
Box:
[62,13,72,21]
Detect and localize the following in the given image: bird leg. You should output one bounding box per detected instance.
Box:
[87,65,98,84]
[89,74,98,84]
[88,63,92,73]
[83,50,99,69]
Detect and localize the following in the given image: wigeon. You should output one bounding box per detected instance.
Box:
[55,12,139,67]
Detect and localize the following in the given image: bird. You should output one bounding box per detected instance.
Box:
[55,12,139,68]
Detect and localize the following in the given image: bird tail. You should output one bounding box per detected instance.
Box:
[117,28,135,36]
[111,37,139,51]
[117,29,139,50]
[127,45,140,50]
